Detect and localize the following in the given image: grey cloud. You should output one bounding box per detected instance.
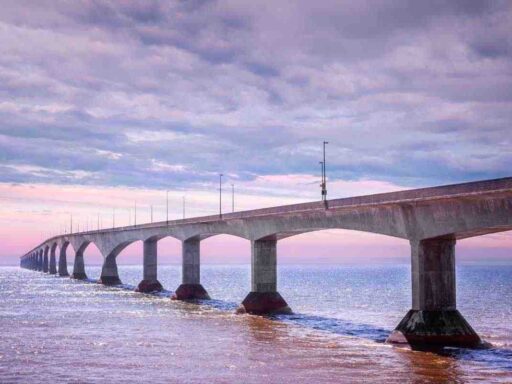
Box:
[0,0,510,193]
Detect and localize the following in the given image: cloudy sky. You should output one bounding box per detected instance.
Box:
[1,0,511,264]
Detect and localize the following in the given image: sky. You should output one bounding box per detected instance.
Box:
[1,0,511,265]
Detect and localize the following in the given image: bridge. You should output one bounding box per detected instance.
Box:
[20,177,512,348]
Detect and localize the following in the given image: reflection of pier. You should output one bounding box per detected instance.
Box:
[20,177,512,348]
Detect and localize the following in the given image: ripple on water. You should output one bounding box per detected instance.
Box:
[1,265,512,383]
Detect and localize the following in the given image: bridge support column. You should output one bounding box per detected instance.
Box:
[99,254,122,285]
[58,246,69,276]
[238,238,291,315]
[49,247,57,274]
[172,237,210,300]
[71,249,87,280]
[43,250,48,273]
[387,237,480,348]
[136,239,163,293]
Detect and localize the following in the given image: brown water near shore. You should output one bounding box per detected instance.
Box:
[1,265,511,383]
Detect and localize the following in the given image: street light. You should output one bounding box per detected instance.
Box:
[219,173,223,217]
[134,201,137,226]
[320,161,325,200]
[182,196,186,219]
[322,141,329,202]
[150,205,153,223]
[166,190,169,224]
[231,183,235,213]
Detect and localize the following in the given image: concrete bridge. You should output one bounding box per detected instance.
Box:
[20,177,512,348]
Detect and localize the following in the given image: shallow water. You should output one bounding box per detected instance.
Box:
[1,264,511,383]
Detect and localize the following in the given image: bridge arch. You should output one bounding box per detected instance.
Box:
[275,228,409,263]
[195,234,251,301]
[68,240,101,281]
[43,245,49,273]
[251,216,408,242]
[180,223,252,242]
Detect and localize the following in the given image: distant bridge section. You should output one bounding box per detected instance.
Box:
[20,177,512,348]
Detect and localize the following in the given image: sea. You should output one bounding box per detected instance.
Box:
[1,264,511,383]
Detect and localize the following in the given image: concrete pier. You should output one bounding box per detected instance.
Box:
[37,252,42,271]
[58,243,69,276]
[172,237,210,300]
[49,244,57,274]
[136,238,163,293]
[99,254,122,285]
[238,239,291,315]
[43,247,49,273]
[387,237,480,348]
[71,248,88,280]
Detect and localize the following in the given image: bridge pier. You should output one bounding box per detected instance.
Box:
[43,249,48,273]
[58,245,69,276]
[387,237,480,348]
[136,239,163,293]
[71,249,88,280]
[172,237,210,300]
[99,254,122,285]
[49,245,57,274]
[238,238,291,315]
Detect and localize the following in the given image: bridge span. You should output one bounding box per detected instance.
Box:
[20,177,512,348]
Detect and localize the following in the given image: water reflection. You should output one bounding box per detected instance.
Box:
[3,266,512,383]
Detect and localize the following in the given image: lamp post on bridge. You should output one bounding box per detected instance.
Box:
[219,173,223,218]
[166,190,169,225]
[321,141,328,204]
[319,161,324,199]
[183,196,186,219]
[231,183,235,213]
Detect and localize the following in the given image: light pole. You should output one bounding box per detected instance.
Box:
[231,183,235,213]
[97,213,100,231]
[182,196,185,219]
[150,205,153,223]
[166,190,169,224]
[219,173,223,217]
[134,201,137,226]
[113,208,115,229]
[322,141,329,202]
[70,214,73,234]
[320,161,324,200]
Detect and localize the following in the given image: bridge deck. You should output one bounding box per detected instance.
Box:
[25,177,512,249]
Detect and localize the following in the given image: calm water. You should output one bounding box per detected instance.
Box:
[1,264,511,383]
